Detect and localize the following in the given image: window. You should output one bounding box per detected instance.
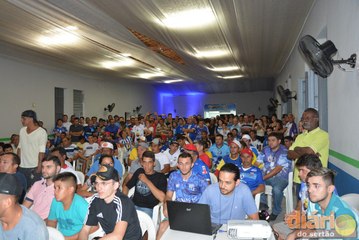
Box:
[73,89,84,117]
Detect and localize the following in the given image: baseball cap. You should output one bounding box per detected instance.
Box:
[152,138,160,145]
[241,134,251,141]
[170,140,179,146]
[21,110,38,121]
[96,164,119,181]
[231,139,241,148]
[101,141,114,150]
[184,144,197,152]
[0,173,23,197]
[241,148,253,156]
[138,142,149,149]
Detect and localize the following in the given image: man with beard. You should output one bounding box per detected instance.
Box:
[199,163,259,224]
[23,156,61,220]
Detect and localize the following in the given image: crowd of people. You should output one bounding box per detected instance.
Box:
[0,108,358,240]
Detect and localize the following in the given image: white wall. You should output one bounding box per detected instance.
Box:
[159,91,273,117]
[275,0,359,193]
[0,56,157,138]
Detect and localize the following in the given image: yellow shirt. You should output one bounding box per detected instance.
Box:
[129,148,138,162]
[290,127,329,183]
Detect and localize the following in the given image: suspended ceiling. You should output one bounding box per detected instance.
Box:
[0,0,314,95]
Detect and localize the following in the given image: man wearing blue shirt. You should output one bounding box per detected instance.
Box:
[258,132,292,221]
[199,163,259,224]
[209,134,230,168]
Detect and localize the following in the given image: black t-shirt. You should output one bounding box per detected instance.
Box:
[85,191,141,240]
[126,168,167,209]
[69,124,84,142]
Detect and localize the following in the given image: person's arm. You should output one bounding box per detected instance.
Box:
[46,219,57,228]
[122,173,133,190]
[101,221,128,240]
[247,212,259,220]
[288,147,315,160]
[64,234,80,240]
[22,199,33,209]
[251,184,265,197]
[161,164,170,174]
[138,174,165,202]
[78,225,91,240]
[263,165,283,180]
[37,152,45,173]
[162,191,174,218]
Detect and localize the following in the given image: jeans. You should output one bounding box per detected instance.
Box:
[135,205,153,218]
[261,176,288,215]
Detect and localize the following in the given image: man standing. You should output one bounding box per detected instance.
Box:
[288,108,329,195]
[258,132,292,221]
[0,173,48,239]
[69,117,84,143]
[199,163,259,224]
[78,165,142,240]
[18,110,47,188]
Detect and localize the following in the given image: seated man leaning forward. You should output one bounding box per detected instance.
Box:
[78,164,142,240]
[0,173,48,240]
[199,163,259,224]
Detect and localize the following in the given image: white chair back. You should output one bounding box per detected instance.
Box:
[264,171,294,214]
[342,193,359,212]
[47,226,64,240]
[210,172,218,184]
[76,171,85,185]
[137,210,156,240]
[128,187,135,198]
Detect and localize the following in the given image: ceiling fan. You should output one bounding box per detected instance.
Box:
[277,85,297,103]
[298,35,357,78]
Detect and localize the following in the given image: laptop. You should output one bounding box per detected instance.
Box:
[167,201,222,235]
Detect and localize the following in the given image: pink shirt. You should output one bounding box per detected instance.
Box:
[25,179,55,219]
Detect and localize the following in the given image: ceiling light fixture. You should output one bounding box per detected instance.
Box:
[163,79,183,84]
[208,66,241,71]
[138,72,165,79]
[219,75,244,79]
[157,8,215,29]
[101,59,134,69]
[38,26,79,46]
[194,49,229,58]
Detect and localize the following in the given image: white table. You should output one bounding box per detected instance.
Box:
[161,224,276,240]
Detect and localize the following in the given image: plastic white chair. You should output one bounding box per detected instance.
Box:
[47,226,65,240]
[137,210,156,240]
[210,172,218,184]
[76,170,85,185]
[128,187,135,198]
[254,193,261,210]
[342,193,359,212]
[152,202,163,231]
[264,171,293,214]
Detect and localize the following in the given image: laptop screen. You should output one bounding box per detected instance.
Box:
[167,201,220,235]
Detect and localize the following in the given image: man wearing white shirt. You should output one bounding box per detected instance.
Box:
[151,138,170,174]
[163,141,180,171]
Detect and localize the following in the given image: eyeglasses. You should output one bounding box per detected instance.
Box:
[94,181,114,188]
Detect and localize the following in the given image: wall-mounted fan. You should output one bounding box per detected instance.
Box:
[277,85,297,103]
[269,98,280,108]
[104,103,115,112]
[133,105,142,114]
[298,35,357,78]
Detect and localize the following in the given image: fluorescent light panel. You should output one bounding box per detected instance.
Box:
[138,72,165,79]
[157,8,215,29]
[219,75,244,79]
[208,66,241,71]
[38,26,79,46]
[163,79,183,84]
[101,59,134,69]
[194,49,229,58]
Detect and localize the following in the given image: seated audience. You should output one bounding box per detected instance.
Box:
[47,172,88,239]
[199,163,259,224]
[23,156,61,220]
[0,173,48,239]
[79,165,142,240]
[123,151,167,217]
